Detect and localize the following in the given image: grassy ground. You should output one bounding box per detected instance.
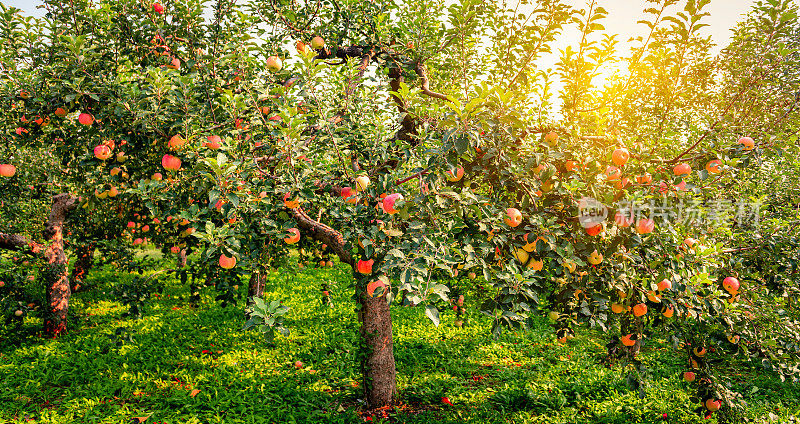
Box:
[1,262,798,423]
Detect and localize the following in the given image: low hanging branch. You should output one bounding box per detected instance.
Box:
[289,206,353,267]
[0,232,43,255]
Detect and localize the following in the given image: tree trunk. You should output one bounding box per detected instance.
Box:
[42,194,77,337]
[360,291,397,408]
[245,272,266,320]
[70,243,95,292]
[177,248,188,268]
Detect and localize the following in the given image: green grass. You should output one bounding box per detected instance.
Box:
[1,263,798,423]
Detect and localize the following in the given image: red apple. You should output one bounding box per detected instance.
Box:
[294,360,303,369]
[705,159,722,174]
[94,145,112,160]
[722,276,740,293]
[446,167,464,182]
[0,164,16,177]
[585,223,603,236]
[152,172,163,181]
[78,113,94,125]
[162,154,182,171]
[54,107,67,117]
[504,208,522,227]
[205,135,222,149]
[357,259,374,274]
[683,371,696,382]
[153,2,164,14]
[612,148,630,167]
[383,193,404,215]
[632,303,647,317]
[604,166,621,181]
[614,211,633,228]
[636,218,655,234]
[284,228,301,244]
[657,279,672,291]
[636,172,652,184]
[219,254,236,269]
[705,399,721,412]
[737,136,755,151]
[14,310,23,317]
[168,134,186,151]
[673,163,691,176]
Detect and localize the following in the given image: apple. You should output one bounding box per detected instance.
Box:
[705,159,722,174]
[116,152,127,162]
[108,186,119,197]
[166,57,181,70]
[673,163,691,176]
[326,261,333,267]
[565,160,579,171]
[544,131,558,145]
[468,271,477,280]
[657,279,672,291]
[446,167,464,182]
[604,166,621,181]
[133,238,144,245]
[737,136,755,151]
[162,154,182,171]
[54,107,67,117]
[722,276,740,293]
[367,280,387,297]
[383,193,404,215]
[587,250,603,265]
[294,360,303,369]
[127,221,136,228]
[614,177,630,190]
[14,310,23,317]
[266,56,283,72]
[110,167,121,176]
[683,371,696,382]
[611,303,625,314]
[646,290,662,303]
[205,135,222,149]
[614,211,633,228]
[355,175,370,191]
[170,246,180,254]
[704,399,721,412]
[693,346,706,357]
[636,218,655,234]
[153,2,164,13]
[548,311,559,321]
[585,223,603,236]
[632,303,647,317]
[357,259,374,274]
[283,193,299,209]
[168,134,186,150]
[512,248,529,264]
[310,36,325,50]
[620,334,636,347]
[284,228,301,244]
[94,145,112,160]
[727,334,740,344]
[78,113,94,125]
[612,148,630,166]
[662,305,674,318]
[0,164,16,177]
[219,254,236,269]
[0,281,5,287]
[504,208,522,227]
[152,172,163,181]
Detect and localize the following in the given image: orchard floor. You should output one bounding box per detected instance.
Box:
[1,263,798,424]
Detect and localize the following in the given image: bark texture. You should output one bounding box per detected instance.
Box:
[42,194,77,337]
[245,272,266,320]
[360,293,397,408]
[70,243,95,292]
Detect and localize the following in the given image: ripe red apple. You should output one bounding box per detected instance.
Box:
[632,303,647,317]
[94,145,112,160]
[504,208,522,227]
[657,279,672,291]
[153,2,164,13]
[283,193,299,209]
[167,57,181,70]
[168,134,186,151]
[662,305,674,318]
[693,346,706,357]
[544,131,558,145]
[170,246,180,254]
[0,164,16,177]
[604,166,621,181]
[367,279,387,297]
[205,135,222,149]
[565,160,579,171]
[683,371,696,382]
[14,310,23,317]
[673,163,691,176]
[446,167,464,182]
[54,107,67,117]
[310,36,325,50]
[737,136,755,151]
[152,172,163,181]
[636,218,655,234]
[162,154,182,171]
[705,159,722,174]
[704,399,721,412]
[284,228,301,244]
[219,254,236,269]
[621,334,636,347]
[585,223,603,236]
[357,259,374,274]
[0,281,5,287]
[294,360,303,369]
[383,193,404,215]
[266,56,283,72]
[78,113,94,125]
[722,276,740,293]
[587,250,603,265]
[612,148,630,167]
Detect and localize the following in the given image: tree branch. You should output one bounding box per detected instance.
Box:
[289,206,352,267]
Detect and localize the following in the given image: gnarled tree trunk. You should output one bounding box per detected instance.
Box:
[42,194,77,337]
